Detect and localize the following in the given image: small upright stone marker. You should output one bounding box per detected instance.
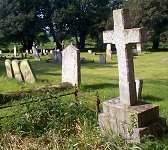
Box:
[106,44,112,60]
[14,45,17,57]
[99,8,166,142]
[20,59,36,84]
[99,54,106,63]
[136,43,142,55]
[12,59,23,81]
[5,59,14,78]
[135,79,143,99]
[32,42,40,61]
[62,45,81,86]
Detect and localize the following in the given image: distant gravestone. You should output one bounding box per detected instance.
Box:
[99,8,166,142]
[5,59,14,78]
[136,43,142,54]
[20,59,36,84]
[32,42,40,61]
[135,79,143,99]
[53,50,62,62]
[14,45,17,57]
[21,53,27,59]
[0,50,2,55]
[99,54,106,63]
[62,45,81,86]
[106,44,112,60]
[88,50,92,54]
[12,59,23,81]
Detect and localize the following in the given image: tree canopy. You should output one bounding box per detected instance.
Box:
[0,0,167,50]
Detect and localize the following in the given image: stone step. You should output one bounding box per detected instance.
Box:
[102,99,159,128]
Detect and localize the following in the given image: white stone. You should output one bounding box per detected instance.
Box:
[14,45,17,57]
[62,45,81,86]
[32,43,40,61]
[106,44,112,59]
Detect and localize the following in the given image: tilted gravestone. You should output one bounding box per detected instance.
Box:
[5,59,14,78]
[20,59,36,84]
[12,59,23,81]
[62,45,81,86]
[99,8,166,142]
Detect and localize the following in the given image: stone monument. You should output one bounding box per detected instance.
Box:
[99,54,106,63]
[99,8,166,142]
[62,45,81,86]
[5,59,14,78]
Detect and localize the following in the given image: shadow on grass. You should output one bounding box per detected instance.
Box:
[142,95,164,102]
[81,83,118,90]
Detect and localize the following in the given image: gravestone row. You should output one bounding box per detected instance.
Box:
[5,59,36,84]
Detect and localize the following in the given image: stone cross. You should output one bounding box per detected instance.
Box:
[103,9,146,106]
[20,59,36,84]
[62,45,81,86]
[5,59,14,78]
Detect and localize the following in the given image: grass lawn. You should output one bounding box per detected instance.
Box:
[0,51,168,148]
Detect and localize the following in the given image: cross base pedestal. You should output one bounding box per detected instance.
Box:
[98,99,167,142]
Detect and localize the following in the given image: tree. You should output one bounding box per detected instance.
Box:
[51,0,111,49]
[0,0,44,50]
[125,0,168,50]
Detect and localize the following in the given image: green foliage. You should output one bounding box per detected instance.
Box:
[125,0,168,50]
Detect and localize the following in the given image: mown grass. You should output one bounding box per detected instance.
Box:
[0,51,168,149]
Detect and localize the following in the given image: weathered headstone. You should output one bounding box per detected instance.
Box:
[136,43,142,54]
[32,42,40,61]
[0,50,2,55]
[14,45,17,57]
[53,50,62,62]
[99,54,106,63]
[135,79,143,99]
[106,44,112,60]
[62,45,81,86]
[12,59,23,81]
[25,50,29,54]
[21,52,27,59]
[99,8,166,142]
[5,59,14,78]
[20,59,36,84]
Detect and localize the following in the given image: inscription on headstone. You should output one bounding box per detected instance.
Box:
[62,45,81,86]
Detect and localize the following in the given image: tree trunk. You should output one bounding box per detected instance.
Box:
[79,33,86,49]
[152,36,160,50]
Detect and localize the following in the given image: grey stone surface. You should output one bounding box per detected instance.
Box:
[62,45,81,86]
[99,54,106,63]
[5,59,14,78]
[12,59,23,81]
[53,50,62,62]
[99,99,166,142]
[20,59,36,84]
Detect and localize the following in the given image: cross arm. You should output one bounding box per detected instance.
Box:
[124,28,147,44]
[103,30,115,44]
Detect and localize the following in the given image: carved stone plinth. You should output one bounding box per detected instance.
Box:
[98,99,166,142]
